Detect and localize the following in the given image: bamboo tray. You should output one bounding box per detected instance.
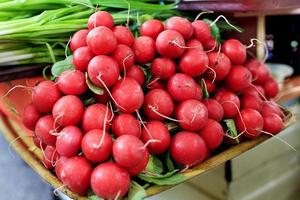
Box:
[0,77,293,200]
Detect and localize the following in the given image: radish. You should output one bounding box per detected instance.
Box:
[87,55,120,88]
[156,30,186,58]
[133,36,156,64]
[55,156,68,181]
[214,89,240,118]
[140,19,164,39]
[263,78,279,99]
[241,94,263,112]
[60,156,93,195]
[88,11,114,29]
[52,95,84,127]
[192,20,211,44]
[81,129,113,163]
[151,57,176,80]
[203,37,218,51]
[87,26,117,55]
[32,135,46,149]
[57,70,88,95]
[127,65,145,85]
[204,78,216,94]
[194,85,203,100]
[245,59,270,85]
[170,131,207,167]
[91,162,130,199]
[22,103,41,130]
[199,119,224,150]
[94,90,110,104]
[167,73,197,102]
[72,46,94,72]
[207,52,231,81]
[112,113,141,138]
[225,65,252,92]
[261,101,284,119]
[221,39,246,65]
[143,89,174,120]
[186,39,204,50]
[82,103,112,133]
[177,99,208,131]
[165,16,193,39]
[43,145,59,169]
[113,25,134,47]
[127,150,149,176]
[111,44,135,71]
[32,80,62,113]
[35,115,57,146]
[70,29,89,52]
[56,126,83,157]
[263,113,284,134]
[202,99,224,122]
[243,85,265,98]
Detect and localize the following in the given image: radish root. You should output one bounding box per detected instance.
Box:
[136,110,152,138]
[146,77,160,89]
[245,38,268,63]
[148,105,182,122]
[205,39,218,53]
[210,15,242,32]
[114,190,121,200]
[95,103,109,148]
[194,10,214,21]
[206,65,216,83]
[53,185,66,196]
[2,85,32,99]
[141,139,161,149]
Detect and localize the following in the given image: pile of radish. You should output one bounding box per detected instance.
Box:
[21,10,285,199]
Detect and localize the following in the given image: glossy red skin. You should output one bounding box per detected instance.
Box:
[81,129,113,163]
[113,25,134,47]
[261,101,284,119]
[91,162,130,199]
[22,103,41,130]
[56,126,83,157]
[35,115,56,146]
[32,135,47,149]
[113,135,146,168]
[133,36,156,64]
[127,150,149,176]
[177,99,208,131]
[112,113,141,138]
[202,99,224,122]
[86,26,117,55]
[141,121,171,154]
[57,70,88,95]
[94,90,110,104]
[203,37,218,51]
[204,78,216,94]
[87,55,120,88]
[151,57,176,80]
[140,19,164,39]
[245,59,270,85]
[192,20,211,43]
[147,80,165,90]
[262,113,284,134]
[194,85,203,101]
[52,95,84,127]
[214,89,240,118]
[241,94,263,112]
[60,156,93,195]
[235,108,264,139]
[70,29,89,52]
[43,145,59,169]
[55,156,68,181]
[165,16,193,39]
[127,65,145,85]
[221,39,246,65]
[263,78,279,99]
[199,119,224,150]
[179,49,209,77]
[186,39,204,50]
[111,78,144,113]
[243,85,265,98]
[167,73,197,102]
[170,131,207,167]
[207,52,231,81]
[143,89,174,120]
[32,80,62,113]
[225,65,252,92]
[88,11,114,29]
[111,44,135,71]
[72,47,94,72]
[156,30,186,58]
[81,103,112,133]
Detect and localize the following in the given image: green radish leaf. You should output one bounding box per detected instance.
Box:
[88,190,103,200]
[200,79,209,99]
[83,97,96,107]
[165,152,175,172]
[224,119,240,144]
[139,14,153,24]
[140,169,178,179]
[51,55,74,77]
[42,65,55,81]
[85,72,104,95]
[146,155,164,174]
[138,172,185,185]
[128,181,147,200]
[203,18,221,43]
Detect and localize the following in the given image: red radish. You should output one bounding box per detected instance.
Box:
[143,89,174,120]
[82,103,112,133]
[81,129,113,163]
[151,57,176,80]
[60,156,93,195]
[88,11,114,29]
[192,20,211,43]
[245,59,270,85]
[94,90,110,104]
[87,26,117,55]
[111,44,135,71]
[127,65,145,85]
[55,156,68,181]
[261,101,284,119]
[43,145,59,169]
[203,37,218,51]
[170,131,207,166]
[72,46,94,72]
[91,162,130,199]
[133,36,156,64]
[156,30,186,58]
[22,103,41,130]
[207,52,231,81]
[32,135,46,149]
[57,70,88,95]
[204,78,216,94]
[179,49,209,77]
[147,79,165,90]
[35,115,56,146]
[177,99,208,131]
[202,99,224,122]
[87,55,120,88]
[263,113,284,134]
[32,80,62,113]
[165,16,193,39]
[113,135,146,168]
[199,119,224,150]
[70,29,89,52]
[225,65,252,92]
[111,78,144,113]
[52,95,84,126]
[141,121,171,154]
[112,113,141,138]
[56,126,83,157]
[243,85,265,98]
[263,78,279,99]
[113,25,134,47]
[167,73,197,102]
[194,85,203,100]
[235,108,264,139]
[127,150,149,176]
[221,39,246,65]
[186,39,204,50]
[140,19,164,39]
[241,94,263,112]
[214,89,240,118]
